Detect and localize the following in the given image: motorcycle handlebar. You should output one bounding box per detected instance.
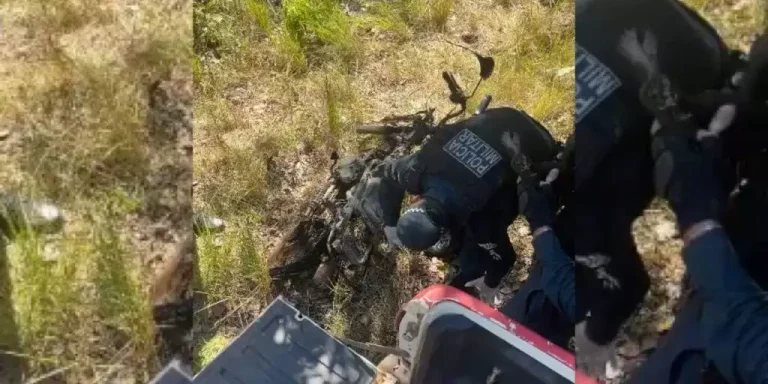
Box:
[475,95,492,115]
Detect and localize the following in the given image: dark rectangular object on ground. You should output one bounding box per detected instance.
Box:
[192,297,377,384]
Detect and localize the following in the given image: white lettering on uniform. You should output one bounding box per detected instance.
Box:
[443,129,502,178]
[489,152,502,164]
[458,129,471,143]
[575,44,621,124]
[447,139,461,152]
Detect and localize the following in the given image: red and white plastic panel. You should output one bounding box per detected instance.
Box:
[397,285,599,384]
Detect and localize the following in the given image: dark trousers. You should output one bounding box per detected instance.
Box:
[574,136,654,345]
[627,293,727,384]
[501,263,574,351]
[500,208,579,351]
[448,181,517,289]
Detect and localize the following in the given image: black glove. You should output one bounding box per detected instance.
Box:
[650,124,726,233]
[517,175,556,232]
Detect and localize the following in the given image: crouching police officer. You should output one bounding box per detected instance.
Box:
[376,106,559,298]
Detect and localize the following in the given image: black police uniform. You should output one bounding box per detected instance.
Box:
[574,0,732,346]
[378,107,558,288]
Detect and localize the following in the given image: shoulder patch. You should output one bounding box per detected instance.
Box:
[576,44,621,123]
[443,129,502,178]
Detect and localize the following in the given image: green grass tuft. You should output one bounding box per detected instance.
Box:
[3,201,156,382]
[321,70,360,147]
[196,222,270,305]
[327,281,353,337]
[194,333,231,369]
[245,0,272,32]
[282,0,359,66]
[359,3,413,41]
[429,0,455,30]
[272,26,310,73]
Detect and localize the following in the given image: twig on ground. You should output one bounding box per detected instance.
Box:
[336,336,410,358]
[25,364,76,384]
[194,297,229,314]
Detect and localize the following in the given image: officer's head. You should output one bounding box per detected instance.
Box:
[396,197,447,252]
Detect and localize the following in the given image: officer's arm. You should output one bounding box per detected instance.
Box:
[379,154,422,227]
[533,228,576,324]
[682,225,768,384]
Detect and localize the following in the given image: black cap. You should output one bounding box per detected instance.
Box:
[396,199,446,251]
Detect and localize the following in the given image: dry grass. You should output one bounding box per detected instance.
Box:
[193,0,572,369]
[684,0,764,51]
[0,0,192,382]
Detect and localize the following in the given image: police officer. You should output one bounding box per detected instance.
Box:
[624,30,768,383]
[377,106,559,297]
[574,0,736,374]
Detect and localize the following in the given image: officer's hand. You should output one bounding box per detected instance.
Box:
[383,226,403,250]
[650,116,728,233]
[517,170,557,232]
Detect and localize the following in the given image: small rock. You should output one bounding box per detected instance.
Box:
[0,130,10,140]
[653,220,678,241]
[461,33,478,45]
[556,67,575,77]
[665,282,681,300]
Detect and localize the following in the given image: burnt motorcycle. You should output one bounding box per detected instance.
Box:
[267,46,497,286]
